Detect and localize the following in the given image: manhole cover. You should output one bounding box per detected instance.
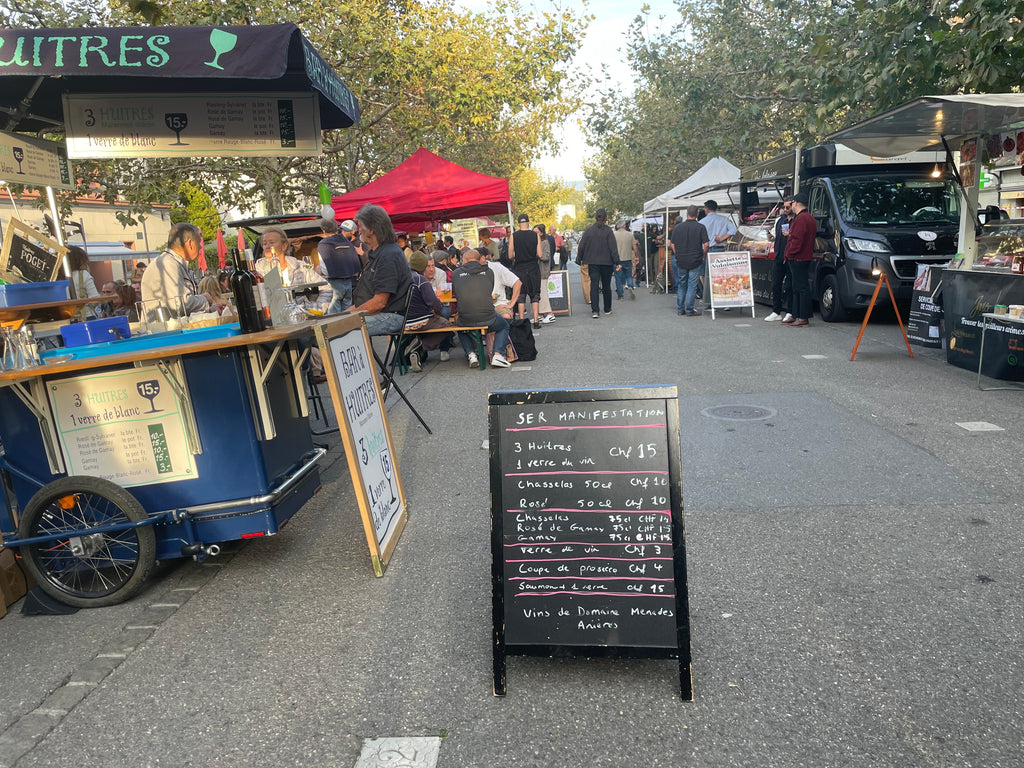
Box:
[702,405,776,421]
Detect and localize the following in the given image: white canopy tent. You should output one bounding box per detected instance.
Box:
[643,157,741,215]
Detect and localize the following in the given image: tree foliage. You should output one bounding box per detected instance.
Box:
[585,0,1024,214]
[5,0,590,221]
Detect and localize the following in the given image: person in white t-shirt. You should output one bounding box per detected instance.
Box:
[483,247,521,318]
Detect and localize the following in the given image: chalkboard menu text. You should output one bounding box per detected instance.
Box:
[489,386,691,699]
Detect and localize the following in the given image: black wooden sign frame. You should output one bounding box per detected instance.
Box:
[489,385,692,700]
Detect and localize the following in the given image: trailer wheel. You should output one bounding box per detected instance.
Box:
[819,274,847,322]
[17,476,156,608]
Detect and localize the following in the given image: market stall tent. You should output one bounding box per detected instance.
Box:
[643,157,741,215]
[330,148,512,231]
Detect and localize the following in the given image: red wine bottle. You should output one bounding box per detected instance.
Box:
[230,250,265,332]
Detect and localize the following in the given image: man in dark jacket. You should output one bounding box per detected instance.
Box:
[451,247,511,368]
[576,208,618,318]
[347,204,412,336]
[782,191,815,327]
[318,218,363,314]
[668,206,710,316]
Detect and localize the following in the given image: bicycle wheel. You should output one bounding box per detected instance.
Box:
[17,476,157,608]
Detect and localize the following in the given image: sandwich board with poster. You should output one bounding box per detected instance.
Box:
[315,314,407,576]
[707,250,755,320]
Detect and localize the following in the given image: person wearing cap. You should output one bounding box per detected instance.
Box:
[317,218,364,314]
[403,251,455,372]
[509,213,544,329]
[764,196,795,323]
[782,190,815,327]
[347,204,413,336]
[576,208,618,318]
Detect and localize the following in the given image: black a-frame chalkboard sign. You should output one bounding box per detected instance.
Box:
[489,386,692,700]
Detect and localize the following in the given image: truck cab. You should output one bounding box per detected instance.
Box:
[740,144,960,320]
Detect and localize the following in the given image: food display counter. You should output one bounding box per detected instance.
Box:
[0,319,334,607]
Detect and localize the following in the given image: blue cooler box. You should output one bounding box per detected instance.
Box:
[61,316,131,346]
[0,281,70,307]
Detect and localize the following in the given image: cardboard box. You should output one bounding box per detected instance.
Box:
[0,547,27,612]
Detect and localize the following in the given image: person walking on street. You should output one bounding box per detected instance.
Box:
[764,197,794,322]
[577,208,617,318]
[782,191,815,327]
[508,214,544,329]
[669,206,710,316]
[612,219,638,300]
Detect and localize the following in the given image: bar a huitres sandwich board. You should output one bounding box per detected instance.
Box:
[489,386,692,700]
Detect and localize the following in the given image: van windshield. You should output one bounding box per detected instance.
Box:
[831,177,960,226]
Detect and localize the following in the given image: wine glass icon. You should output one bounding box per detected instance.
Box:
[136,380,163,414]
[164,113,188,146]
[12,146,25,174]
[380,449,397,505]
[204,29,238,70]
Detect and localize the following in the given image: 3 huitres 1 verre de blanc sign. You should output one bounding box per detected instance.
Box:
[489,386,692,700]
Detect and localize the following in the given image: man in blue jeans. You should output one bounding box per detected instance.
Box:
[451,247,511,368]
[668,205,710,316]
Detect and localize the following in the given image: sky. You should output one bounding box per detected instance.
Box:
[453,0,680,185]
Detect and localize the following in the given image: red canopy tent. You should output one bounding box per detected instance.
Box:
[330,147,512,232]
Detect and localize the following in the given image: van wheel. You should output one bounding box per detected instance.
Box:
[820,275,847,322]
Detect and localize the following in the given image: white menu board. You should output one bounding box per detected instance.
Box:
[62,92,322,158]
[0,131,72,189]
[47,368,197,487]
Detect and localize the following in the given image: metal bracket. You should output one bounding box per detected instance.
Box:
[5,377,65,474]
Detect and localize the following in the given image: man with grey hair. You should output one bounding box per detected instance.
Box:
[317,217,363,314]
[613,219,638,300]
[142,222,223,316]
[346,204,413,336]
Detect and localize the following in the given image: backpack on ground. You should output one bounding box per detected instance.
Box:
[507,318,538,361]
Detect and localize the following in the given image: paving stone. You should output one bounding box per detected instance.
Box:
[355,737,441,768]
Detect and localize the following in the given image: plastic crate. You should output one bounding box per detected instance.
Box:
[0,281,69,307]
[61,316,131,347]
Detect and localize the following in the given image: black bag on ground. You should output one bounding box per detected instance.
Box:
[507,318,538,361]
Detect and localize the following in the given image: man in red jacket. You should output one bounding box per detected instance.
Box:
[781,190,816,327]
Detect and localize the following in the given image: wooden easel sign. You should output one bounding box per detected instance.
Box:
[488,385,692,700]
[315,315,408,576]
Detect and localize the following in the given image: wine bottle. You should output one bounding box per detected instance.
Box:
[230,251,265,333]
[243,249,272,326]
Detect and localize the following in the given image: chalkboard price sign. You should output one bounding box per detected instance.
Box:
[489,386,691,699]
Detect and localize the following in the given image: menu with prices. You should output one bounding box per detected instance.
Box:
[48,368,197,487]
[489,386,691,699]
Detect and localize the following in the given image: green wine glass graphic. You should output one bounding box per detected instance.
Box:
[205,29,238,70]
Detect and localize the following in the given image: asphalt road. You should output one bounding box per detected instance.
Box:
[1,269,1022,768]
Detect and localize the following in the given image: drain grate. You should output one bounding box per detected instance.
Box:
[702,404,776,421]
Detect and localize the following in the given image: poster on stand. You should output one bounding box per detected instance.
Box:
[315,314,407,576]
[707,250,755,318]
[906,265,944,348]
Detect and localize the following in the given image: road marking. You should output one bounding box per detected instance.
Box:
[802,355,827,360]
[354,737,441,768]
[956,421,1004,432]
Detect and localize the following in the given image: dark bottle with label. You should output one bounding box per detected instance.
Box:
[229,250,265,333]
[243,250,272,326]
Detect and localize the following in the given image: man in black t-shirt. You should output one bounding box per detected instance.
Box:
[508,213,543,329]
[347,205,413,336]
[668,205,709,316]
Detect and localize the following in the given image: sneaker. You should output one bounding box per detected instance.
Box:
[439,350,450,362]
[604,309,613,316]
[467,352,479,368]
[764,312,782,322]
[781,313,794,323]
[491,353,511,368]
[627,286,635,299]
[408,350,422,372]
[592,312,599,318]
[541,314,556,324]
[616,295,623,301]
[687,309,703,316]
[533,322,541,329]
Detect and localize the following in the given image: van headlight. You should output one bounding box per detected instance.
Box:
[843,237,891,253]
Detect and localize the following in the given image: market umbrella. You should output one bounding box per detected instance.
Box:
[216,229,227,269]
[0,24,360,133]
